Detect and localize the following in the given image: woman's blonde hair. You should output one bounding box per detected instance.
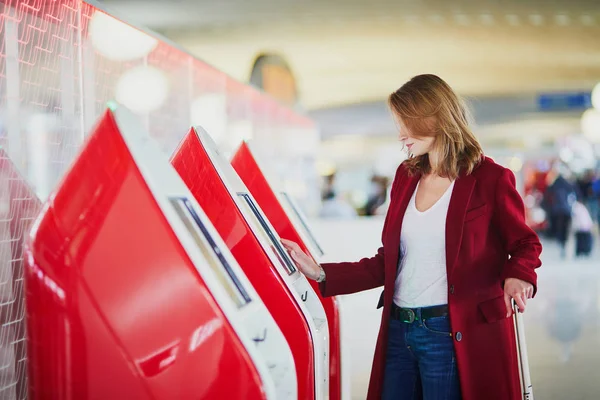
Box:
[388,74,483,179]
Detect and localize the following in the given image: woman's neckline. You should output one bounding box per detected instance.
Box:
[411,179,455,214]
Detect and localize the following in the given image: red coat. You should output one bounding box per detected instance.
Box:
[320,157,542,400]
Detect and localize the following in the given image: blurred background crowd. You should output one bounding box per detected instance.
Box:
[319,153,600,261]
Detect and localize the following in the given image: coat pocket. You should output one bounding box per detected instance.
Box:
[478,295,509,323]
[464,204,488,223]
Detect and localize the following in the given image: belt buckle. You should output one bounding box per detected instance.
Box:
[401,309,416,323]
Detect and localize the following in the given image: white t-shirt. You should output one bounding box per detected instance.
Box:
[393,180,455,308]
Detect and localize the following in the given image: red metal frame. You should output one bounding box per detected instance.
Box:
[25,111,266,399]
[232,142,342,400]
[171,130,316,400]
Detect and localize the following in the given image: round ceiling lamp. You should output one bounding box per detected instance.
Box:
[115,66,169,113]
[89,11,158,61]
[581,108,600,143]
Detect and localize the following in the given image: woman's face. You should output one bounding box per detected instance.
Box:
[397,118,435,157]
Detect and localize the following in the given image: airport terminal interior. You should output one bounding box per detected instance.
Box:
[1,0,600,399]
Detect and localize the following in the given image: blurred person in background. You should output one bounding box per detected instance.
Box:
[319,173,357,219]
[284,74,541,400]
[572,200,594,257]
[592,169,600,227]
[365,174,390,216]
[541,164,578,258]
[577,169,598,225]
[321,173,336,200]
[319,189,358,219]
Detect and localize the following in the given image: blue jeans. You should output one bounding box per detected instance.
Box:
[382,309,461,400]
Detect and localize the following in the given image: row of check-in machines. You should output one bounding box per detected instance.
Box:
[24,106,344,399]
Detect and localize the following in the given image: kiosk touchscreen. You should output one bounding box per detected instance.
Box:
[231,142,343,400]
[171,128,330,400]
[25,107,296,400]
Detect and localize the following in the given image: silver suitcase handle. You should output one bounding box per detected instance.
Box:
[512,299,534,400]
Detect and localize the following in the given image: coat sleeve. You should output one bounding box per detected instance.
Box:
[318,166,403,297]
[493,168,542,295]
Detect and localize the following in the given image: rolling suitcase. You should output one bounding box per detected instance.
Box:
[575,231,593,256]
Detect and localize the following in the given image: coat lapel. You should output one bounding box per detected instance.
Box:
[445,173,476,277]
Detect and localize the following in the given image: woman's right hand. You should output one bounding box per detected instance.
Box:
[281,239,322,281]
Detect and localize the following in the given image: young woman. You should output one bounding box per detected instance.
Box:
[282,74,542,400]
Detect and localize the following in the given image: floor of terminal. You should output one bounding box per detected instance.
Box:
[312,218,600,399]
[526,238,600,400]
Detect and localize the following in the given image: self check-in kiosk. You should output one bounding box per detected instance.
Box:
[25,107,295,399]
[231,142,344,400]
[171,127,330,400]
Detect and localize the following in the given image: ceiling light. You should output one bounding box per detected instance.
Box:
[580,15,595,26]
[479,14,495,25]
[554,15,570,26]
[115,66,169,114]
[454,14,470,25]
[506,15,520,26]
[89,11,158,61]
[528,14,544,26]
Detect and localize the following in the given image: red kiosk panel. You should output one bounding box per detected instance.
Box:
[232,142,342,400]
[25,111,266,400]
[171,130,316,400]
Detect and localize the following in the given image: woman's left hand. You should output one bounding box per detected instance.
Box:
[503,278,534,317]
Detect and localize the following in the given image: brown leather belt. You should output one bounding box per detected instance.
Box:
[390,303,449,323]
